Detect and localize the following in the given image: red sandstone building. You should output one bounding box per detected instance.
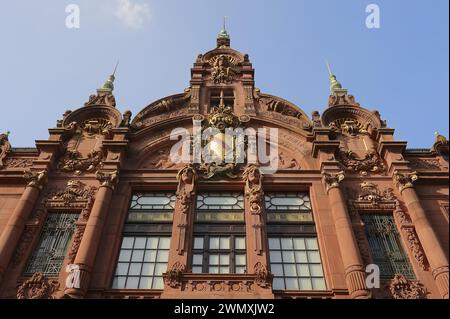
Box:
[0,29,448,300]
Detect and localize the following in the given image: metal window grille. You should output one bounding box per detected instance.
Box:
[361,214,415,279]
[25,213,78,276]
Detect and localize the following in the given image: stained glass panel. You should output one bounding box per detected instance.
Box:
[265,192,311,211]
[129,192,176,210]
[196,192,244,210]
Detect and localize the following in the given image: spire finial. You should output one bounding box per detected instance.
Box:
[98,62,119,94]
[325,60,344,94]
[217,17,230,47]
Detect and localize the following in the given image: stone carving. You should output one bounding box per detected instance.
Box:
[432,133,449,155]
[23,170,48,189]
[145,149,179,169]
[132,92,191,128]
[81,118,114,136]
[243,165,264,255]
[328,93,360,108]
[176,165,197,215]
[209,54,238,84]
[339,150,385,175]
[403,228,428,270]
[58,149,104,174]
[120,110,132,127]
[164,262,185,288]
[357,182,395,204]
[17,272,60,299]
[68,226,85,263]
[322,171,345,192]
[253,262,272,288]
[49,181,96,205]
[387,274,427,299]
[185,280,254,293]
[96,170,119,189]
[208,104,240,131]
[84,92,116,107]
[243,165,263,215]
[1,158,34,169]
[328,118,369,136]
[0,131,11,168]
[175,165,197,255]
[394,206,428,271]
[199,162,239,180]
[278,152,300,169]
[393,170,418,193]
[408,158,440,170]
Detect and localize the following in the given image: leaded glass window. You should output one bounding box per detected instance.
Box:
[112,236,171,290]
[361,214,415,279]
[196,192,244,222]
[25,213,78,276]
[265,192,313,223]
[269,237,326,291]
[127,192,176,223]
[192,235,246,274]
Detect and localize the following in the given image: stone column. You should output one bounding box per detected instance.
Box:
[393,170,449,299]
[322,171,370,299]
[242,165,272,292]
[64,170,118,298]
[0,170,47,284]
[163,165,197,293]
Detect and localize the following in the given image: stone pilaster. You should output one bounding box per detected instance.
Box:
[322,170,370,299]
[393,170,449,299]
[0,170,47,284]
[64,170,118,298]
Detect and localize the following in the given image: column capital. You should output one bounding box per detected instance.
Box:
[321,170,345,193]
[23,169,48,190]
[392,170,418,193]
[95,170,119,189]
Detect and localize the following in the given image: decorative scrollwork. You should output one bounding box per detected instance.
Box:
[322,171,345,192]
[393,170,418,193]
[17,272,60,299]
[387,274,427,299]
[209,54,238,84]
[339,150,385,174]
[96,170,119,189]
[23,170,48,190]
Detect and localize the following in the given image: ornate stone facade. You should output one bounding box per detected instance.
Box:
[0,29,448,300]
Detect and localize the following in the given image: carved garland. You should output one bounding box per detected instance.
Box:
[339,150,385,175]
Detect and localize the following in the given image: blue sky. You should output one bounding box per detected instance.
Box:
[0,0,448,148]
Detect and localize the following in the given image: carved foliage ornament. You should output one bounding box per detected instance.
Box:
[209,54,238,84]
[393,170,418,193]
[23,169,48,190]
[388,274,427,299]
[96,170,119,189]
[49,180,96,205]
[253,262,273,288]
[322,171,345,192]
[164,262,185,289]
[17,272,60,299]
[357,182,395,204]
[339,150,385,175]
